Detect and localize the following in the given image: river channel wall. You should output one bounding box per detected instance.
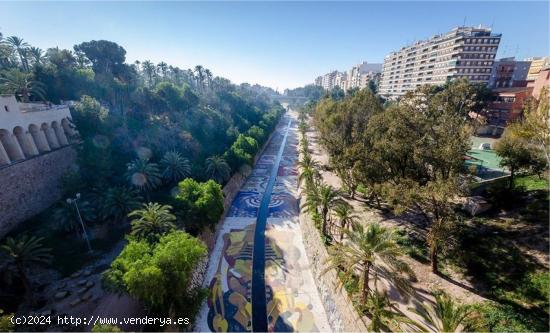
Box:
[297,130,369,332]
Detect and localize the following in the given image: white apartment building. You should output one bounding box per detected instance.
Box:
[379,26,501,99]
[334,71,348,90]
[321,71,338,90]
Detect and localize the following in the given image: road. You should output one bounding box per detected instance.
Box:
[196,110,330,332]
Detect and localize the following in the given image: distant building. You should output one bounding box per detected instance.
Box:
[525,56,550,81]
[0,95,76,166]
[380,25,502,99]
[321,71,338,90]
[527,66,550,99]
[488,57,531,88]
[314,61,382,91]
[475,87,533,136]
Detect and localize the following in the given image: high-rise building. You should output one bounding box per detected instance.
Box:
[379,26,502,99]
[488,57,531,88]
[314,61,382,91]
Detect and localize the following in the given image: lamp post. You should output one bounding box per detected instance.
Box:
[67,193,92,253]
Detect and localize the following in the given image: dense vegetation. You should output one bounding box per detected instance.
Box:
[0,31,284,325]
[299,81,548,331]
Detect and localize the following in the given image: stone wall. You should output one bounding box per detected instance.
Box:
[299,206,369,332]
[0,145,77,238]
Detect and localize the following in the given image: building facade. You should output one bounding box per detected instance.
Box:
[314,61,382,91]
[488,57,531,88]
[526,56,550,81]
[0,95,77,166]
[379,26,501,99]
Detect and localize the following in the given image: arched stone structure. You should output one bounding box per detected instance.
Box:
[29,124,51,153]
[0,128,25,162]
[61,118,76,142]
[42,122,60,149]
[52,121,69,146]
[14,126,39,158]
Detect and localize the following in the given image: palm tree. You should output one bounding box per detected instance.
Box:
[1,235,52,302]
[408,292,475,333]
[365,290,411,332]
[298,153,320,186]
[129,203,177,242]
[316,183,342,237]
[194,65,205,90]
[157,61,168,78]
[4,36,29,71]
[205,155,231,184]
[28,47,44,67]
[101,186,143,223]
[204,68,213,89]
[323,221,414,303]
[160,151,191,183]
[51,200,96,236]
[333,202,357,241]
[126,158,162,193]
[142,60,156,86]
[0,69,46,102]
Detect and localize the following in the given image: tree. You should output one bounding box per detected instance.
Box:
[27,47,44,67]
[194,65,205,90]
[129,203,176,243]
[205,155,231,184]
[495,133,544,189]
[333,202,356,241]
[4,36,29,71]
[141,60,156,86]
[103,231,207,316]
[174,178,224,234]
[74,40,126,75]
[92,324,122,332]
[365,290,411,332]
[126,158,162,193]
[323,222,414,303]
[51,199,96,235]
[0,69,46,102]
[100,186,143,223]
[1,235,52,303]
[315,183,343,238]
[408,291,475,333]
[505,87,550,167]
[160,151,191,183]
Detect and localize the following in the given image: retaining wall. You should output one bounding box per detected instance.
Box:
[0,145,77,238]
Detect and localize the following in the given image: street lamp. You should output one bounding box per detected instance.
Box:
[66,193,92,253]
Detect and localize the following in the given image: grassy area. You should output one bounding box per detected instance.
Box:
[514,174,550,191]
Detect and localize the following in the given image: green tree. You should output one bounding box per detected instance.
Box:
[174,178,224,234]
[91,324,122,332]
[126,158,162,193]
[160,150,191,183]
[129,203,177,243]
[1,235,52,303]
[103,231,207,316]
[205,155,231,184]
[4,36,29,71]
[0,69,46,102]
[408,292,475,333]
[100,186,143,223]
[364,290,410,332]
[333,202,357,242]
[323,222,413,303]
[74,40,126,75]
[495,133,544,189]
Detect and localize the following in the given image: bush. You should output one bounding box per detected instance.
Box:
[92,324,122,332]
[174,178,224,234]
[472,301,546,332]
[103,231,207,317]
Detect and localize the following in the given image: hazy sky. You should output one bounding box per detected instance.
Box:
[0,1,548,90]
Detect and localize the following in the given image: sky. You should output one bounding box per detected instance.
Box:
[0,1,548,90]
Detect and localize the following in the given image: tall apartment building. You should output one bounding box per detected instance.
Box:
[379,26,501,99]
[321,71,338,90]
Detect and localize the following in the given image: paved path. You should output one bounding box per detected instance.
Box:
[197,110,330,332]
